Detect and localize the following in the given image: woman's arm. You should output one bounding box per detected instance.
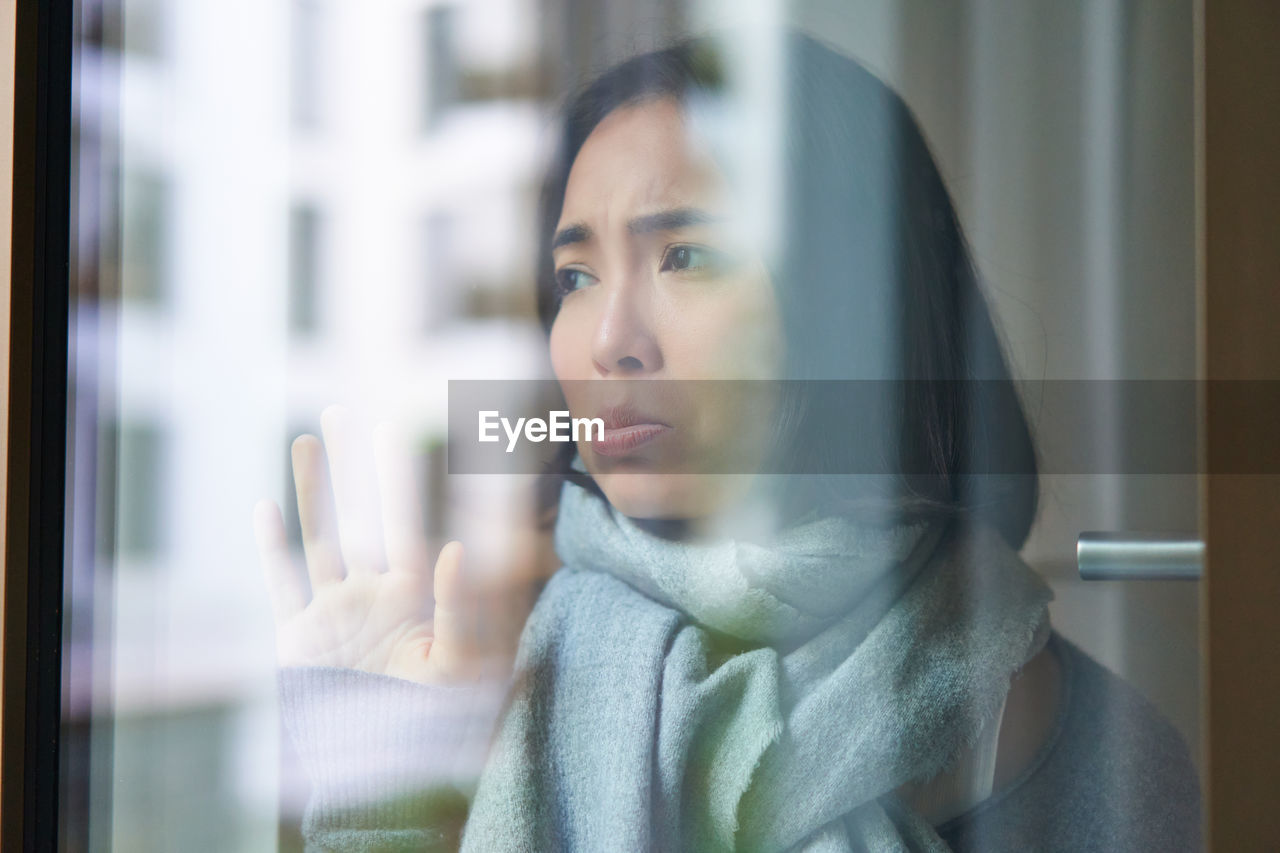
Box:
[279,666,510,852]
[253,408,541,850]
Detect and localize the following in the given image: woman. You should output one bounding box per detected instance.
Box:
[254,32,1201,852]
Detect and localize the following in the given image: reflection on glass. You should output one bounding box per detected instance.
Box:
[111,419,167,559]
[120,170,170,305]
[290,0,325,131]
[421,210,459,328]
[123,0,165,61]
[59,2,1203,851]
[422,5,459,130]
[288,203,324,335]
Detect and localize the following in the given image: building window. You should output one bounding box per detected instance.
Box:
[288,203,324,335]
[98,419,167,560]
[122,0,166,60]
[422,210,462,328]
[421,5,459,130]
[120,169,170,305]
[290,0,325,131]
[417,1,549,131]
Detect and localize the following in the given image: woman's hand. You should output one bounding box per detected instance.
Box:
[253,404,538,686]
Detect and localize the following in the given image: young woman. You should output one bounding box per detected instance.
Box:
[254,32,1201,852]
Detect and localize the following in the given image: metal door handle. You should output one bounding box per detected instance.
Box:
[1077,532,1203,580]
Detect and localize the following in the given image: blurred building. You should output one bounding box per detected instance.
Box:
[80,0,563,849]
[64,1,1201,850]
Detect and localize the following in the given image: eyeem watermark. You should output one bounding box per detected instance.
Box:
[478,410,604,453]
[452,378,1279,474]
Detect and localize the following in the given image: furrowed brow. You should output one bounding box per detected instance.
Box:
[628,208,723,235]
[551,224,592,250]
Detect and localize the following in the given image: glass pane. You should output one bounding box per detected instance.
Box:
[62,1,1204,849]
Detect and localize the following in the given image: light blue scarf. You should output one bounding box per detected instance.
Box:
[462,477,1053,852]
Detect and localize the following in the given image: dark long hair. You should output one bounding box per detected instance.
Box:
[533,32,1040,551]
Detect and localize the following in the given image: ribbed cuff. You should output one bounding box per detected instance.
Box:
[278,666,511,833]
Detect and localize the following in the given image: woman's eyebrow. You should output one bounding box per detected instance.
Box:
[627,207,723,235]
[552,208,724,252]
[551,224,592,251]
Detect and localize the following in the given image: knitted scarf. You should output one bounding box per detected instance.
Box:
[461,477,1053,852]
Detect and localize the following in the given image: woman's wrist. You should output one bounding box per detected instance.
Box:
[278,665,511,803]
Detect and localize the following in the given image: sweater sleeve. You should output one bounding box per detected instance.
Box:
[278,666,511,853]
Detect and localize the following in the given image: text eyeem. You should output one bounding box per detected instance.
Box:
[478,410,604,453]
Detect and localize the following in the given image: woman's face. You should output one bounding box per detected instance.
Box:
[549,96,784,520]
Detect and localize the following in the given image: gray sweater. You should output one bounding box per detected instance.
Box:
[934,632,1202,851]
[278,631,1202,851]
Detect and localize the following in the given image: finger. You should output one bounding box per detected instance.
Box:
[320,404,380,575]
[252,498,309,623]
[428,541,476,675]
[482,526,543,658]
[373,421,430,578]
[292,434,345,588]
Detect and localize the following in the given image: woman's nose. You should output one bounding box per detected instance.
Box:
[590,282,663,376]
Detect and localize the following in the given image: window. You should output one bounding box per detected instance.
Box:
[418,1,548,131]
[422,210,461,328]
[120,169,171,305]
[288,203,324,335]
[122,0,166,60]
[98,419,168,560]
[290,0,325,131]
[421,5,460,130]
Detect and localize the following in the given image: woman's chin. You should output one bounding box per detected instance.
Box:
[593,471,754,522]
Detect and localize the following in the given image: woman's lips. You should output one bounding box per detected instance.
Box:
[590,422,672,457]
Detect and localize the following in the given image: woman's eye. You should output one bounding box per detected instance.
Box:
[555,268,597,295]
[660,244,727,275]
